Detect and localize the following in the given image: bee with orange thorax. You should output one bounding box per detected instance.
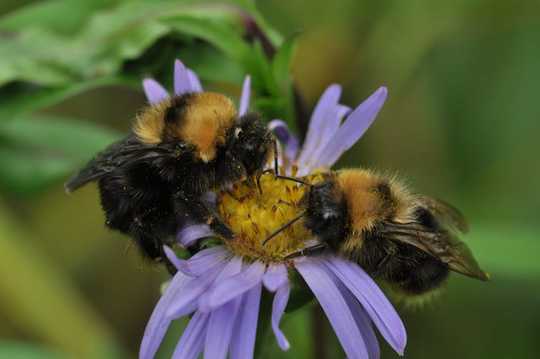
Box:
[66,92,274,267]
[272,169,488,296]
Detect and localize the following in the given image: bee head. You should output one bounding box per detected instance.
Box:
[229,113,273,176]
[134,92,237,162]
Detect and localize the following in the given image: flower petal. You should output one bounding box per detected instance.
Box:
[263,263,288,292]
[165,261,228,318]
[268,119,300,163]
[142,78,169,104]
[199,260,265,312]
[172,311,210,359]
[239,75,251,116]
[174,60,195,95]
[271,283,291,350]
[176,224,214,247]
[325,255,406,355]
[316,87,387,168]
[295,257,369,359]
[302,104,350,174]
[204,297,242,359]
[163,245,194,276]
[186,246,229,276]
[165,246,228,277]
[296,84,342,168]
[229,283,262,359]
[338,276,380,359]
[187,69,203,92]
[140,271,193,359]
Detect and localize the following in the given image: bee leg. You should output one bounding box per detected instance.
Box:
[159,246,179,276]
[130,222,178,275]
[285,243,327,259]
[174,191,235,240]
[255,173,264,195]
[273,138,280,176]
[209,216,234,240]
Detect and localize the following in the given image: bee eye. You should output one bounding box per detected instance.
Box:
[234,128,242,138]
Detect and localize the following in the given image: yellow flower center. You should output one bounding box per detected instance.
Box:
[217,172,321,263]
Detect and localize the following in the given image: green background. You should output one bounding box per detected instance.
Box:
[0,0,539,358]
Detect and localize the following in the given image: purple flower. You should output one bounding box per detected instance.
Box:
[140,61,406,359]
[142,59,251,116]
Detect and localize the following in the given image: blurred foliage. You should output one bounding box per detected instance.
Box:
[0,0,297,194]
[0,0,539,358]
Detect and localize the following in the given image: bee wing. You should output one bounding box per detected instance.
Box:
[381,221,489,281]
[65,134,165,192]
[417,196,469,233]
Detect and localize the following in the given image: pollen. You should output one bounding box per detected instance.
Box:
[217,172,321,263]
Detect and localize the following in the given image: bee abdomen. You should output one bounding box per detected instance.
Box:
[356,232,449,295]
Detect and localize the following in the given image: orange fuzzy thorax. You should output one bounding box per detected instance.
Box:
[134,92,237,162]
[336,169,415,254]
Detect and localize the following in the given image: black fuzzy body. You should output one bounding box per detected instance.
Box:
[303,178,449,296]
[66,111,272,265]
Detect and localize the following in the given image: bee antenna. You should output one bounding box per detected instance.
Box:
[270,137,312,187]
[274,175,312,187]
[262,211,306,246]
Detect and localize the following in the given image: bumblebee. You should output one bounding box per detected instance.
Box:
[268,169,488,296]
[66,92,274,266]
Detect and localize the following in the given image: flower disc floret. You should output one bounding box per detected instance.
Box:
[217,172,322,262]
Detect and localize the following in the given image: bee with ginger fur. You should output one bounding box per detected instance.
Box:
[266,169,489,297]
[66,92,274,269]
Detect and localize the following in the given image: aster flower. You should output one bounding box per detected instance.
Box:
[140,60,406,359]
[142,59,251,116]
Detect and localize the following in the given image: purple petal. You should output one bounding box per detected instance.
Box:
[211,255,243,281]
[301,104,350,174]
[165,260,230,318]
[268,119,300,162]
[316,87,388,168]
[263,264,288,292]
[166,245,228,277]
[204,298,242,359]
[296,84,342,167]
[172,311,210,359]
[325,256,406,355]
[239,75,251,116]
[186,246,229,276]
[229,283,262,359]
[295,257,369,359]
[140,271,193,359]
[142,78,169,104]
[271,283,291,350]
[338,276,380,359]
[298,104,351,176]
[187,69,203,92]
[199,261,265,312]
[163,245,194,276]
[174,59,194,95]
[177,224,214,247]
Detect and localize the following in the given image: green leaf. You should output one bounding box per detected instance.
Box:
[272,37,297,92]
[0,76,134,120]
[0,0,120,34]
[0,147,74,195]
[0,1,288,120]
[271,37,298,125]
[0,115,120,194]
